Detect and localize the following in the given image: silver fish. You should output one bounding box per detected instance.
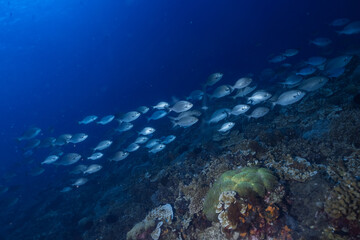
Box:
[187,90,204,101]
[283,49,299,57]
[296,66,317,76]
[325,67,345,78]
[269,55,286,63]
[147,110,168,121]
[168,110,202,121]
[146,139,161,148]
[232,77,252,89]
[153,101,170,110]
[273,90,306,106]
[69,133,88,144]
[70,165,88,174]
[208,108,231,124]
[279,75,303,87]
[24,139,41,150]
[139,127,156,135]
[162,135,176,144]
[330,18,350,27]
[60,187,72,193]
[149,143,166,154]
[337,21,360,35]
[206,73,223,86]
[120,111,141,123]
[87,152,103,160]
[38,137,56,148]
[325,55,352,71]
[232,85,257,99]
[110,151,129,161]
[79,115,98,124]
[172,116,198,128]
[72,178,88,187]
[247,90,272,105]
[41,155,59,165]
[299,76,328,92]
[247,107,270,119]
[134,136,149,144]
[30,167,45,176]
[305,56,327,66]
[93,140,112,151]
[54,134,72,146]
[18,127,41,141]
[169,100,193,113]
[57,153,82,166]
[116,122,133,132]
[137,106,150,114]
[310,37,332,47]
[84,164,102,175]
[231,104,250,116]
[125,143,140,152]
[210,85,233,98]
[97,115,115,125]
[218,122,235,132]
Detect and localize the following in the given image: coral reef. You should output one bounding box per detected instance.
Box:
[266,155,323,182]
[126,204,173,240]
[324,176,360,238]
[203,167,278,221]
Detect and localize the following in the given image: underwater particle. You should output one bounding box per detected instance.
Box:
[203,167,278,221]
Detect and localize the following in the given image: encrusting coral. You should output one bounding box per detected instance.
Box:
[203,167,278,221]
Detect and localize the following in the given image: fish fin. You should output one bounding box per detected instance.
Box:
[171,121,178,128]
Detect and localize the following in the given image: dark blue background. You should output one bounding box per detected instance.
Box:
[0,0,359,175]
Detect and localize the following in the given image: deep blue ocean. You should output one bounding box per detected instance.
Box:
[1,0,360,239]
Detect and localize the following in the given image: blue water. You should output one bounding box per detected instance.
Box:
[1,0,360,239]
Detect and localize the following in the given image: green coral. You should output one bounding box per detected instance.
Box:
[203,167,278,221]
